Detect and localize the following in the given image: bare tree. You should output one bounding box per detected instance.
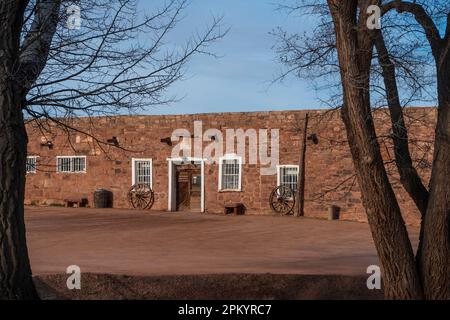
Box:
[273,3,434,221]
[0,0,225,299]
[328,0,423,299]
[382,0,450,300]
[273,0,449,299]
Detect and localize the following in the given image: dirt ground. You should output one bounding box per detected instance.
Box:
[26,207,418,299]
[34,273,384,300]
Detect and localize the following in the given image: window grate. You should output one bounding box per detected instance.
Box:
[57,156,86,173]
[133,159,152,186]
[26,157,37,174]
[221,159,240,190]
[279,166,298,192]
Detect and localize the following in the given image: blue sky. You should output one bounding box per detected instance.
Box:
[140,0,320,115]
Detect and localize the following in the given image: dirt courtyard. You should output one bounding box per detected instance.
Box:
[26,207,420,277]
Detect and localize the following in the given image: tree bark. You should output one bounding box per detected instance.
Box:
[381,0,450,299]
[373,31,430,265]
[374,31,429,217]
[419,58,450,300]
[327,0,424,299]
[0,92,37,300]
[0,0,38,299]
[296,113,309,217]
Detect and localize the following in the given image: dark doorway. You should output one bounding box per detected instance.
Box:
[176,164,201,212]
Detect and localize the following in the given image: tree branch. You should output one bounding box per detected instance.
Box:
[382,1,443,58]
[374,29,429,217]
[18,0,61,94]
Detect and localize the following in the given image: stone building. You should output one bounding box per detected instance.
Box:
[24,107,435,226]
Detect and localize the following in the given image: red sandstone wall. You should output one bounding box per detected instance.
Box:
[25,108,436,226]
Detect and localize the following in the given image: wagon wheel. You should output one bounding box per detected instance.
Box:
[270,185,296,215]
[128,183,154,210]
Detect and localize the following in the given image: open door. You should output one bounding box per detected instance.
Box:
[176,164,201,212]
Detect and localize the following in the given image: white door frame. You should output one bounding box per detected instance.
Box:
[167,157,205,213]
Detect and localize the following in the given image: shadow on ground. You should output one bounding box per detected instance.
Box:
[34,273,384,300]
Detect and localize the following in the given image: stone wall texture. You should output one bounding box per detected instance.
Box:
[25,107,436,226]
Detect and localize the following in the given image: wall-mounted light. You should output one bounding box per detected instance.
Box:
[307,133,319,145]
[160,137,172,146]
[107,136,119,147]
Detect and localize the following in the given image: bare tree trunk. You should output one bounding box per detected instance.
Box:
[327,0,423,299]
[420,60,450,300]
[0,0,39,299]
[296,113,309,217]
[340,102,423,299]
[358,0,450,299]
[374,31,429,264]
[0,92,37,300]
[374,32,429,216]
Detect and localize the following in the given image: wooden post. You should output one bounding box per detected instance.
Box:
[296,113,309,217]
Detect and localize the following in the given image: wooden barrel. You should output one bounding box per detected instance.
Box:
[94,189,113,208]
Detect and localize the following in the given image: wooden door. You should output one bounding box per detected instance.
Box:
[176,166,201,212]
[176,170,190,211]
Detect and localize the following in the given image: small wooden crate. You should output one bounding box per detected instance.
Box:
[64,198,88,208]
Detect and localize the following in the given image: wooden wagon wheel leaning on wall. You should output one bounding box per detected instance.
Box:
[269,185,296,215]
[128,183,155,210]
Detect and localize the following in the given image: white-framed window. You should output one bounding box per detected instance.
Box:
[26,156,38,174]
[277,165,299,192]
[218,154,242,191]
[57,156,87,173]
[132,158,153,187]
